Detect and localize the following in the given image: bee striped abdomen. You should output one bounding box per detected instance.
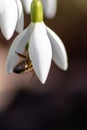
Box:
[13,60,28,74]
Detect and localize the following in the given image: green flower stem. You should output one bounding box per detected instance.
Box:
[31,0,43,23]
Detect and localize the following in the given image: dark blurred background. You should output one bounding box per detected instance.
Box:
[0,0,87,129]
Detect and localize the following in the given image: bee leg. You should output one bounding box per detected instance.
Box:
[29,71,35,82]
[15,51,26,58]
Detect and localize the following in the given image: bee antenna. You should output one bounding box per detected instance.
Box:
[15,51,26,58]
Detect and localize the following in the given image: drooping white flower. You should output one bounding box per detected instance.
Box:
[21,0,57,18]
[21,0,33,14]
[42,0,57,18]
[6,0,68,84]
[0,0,24,40]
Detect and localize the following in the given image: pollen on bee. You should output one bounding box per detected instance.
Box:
[25,64,28,69]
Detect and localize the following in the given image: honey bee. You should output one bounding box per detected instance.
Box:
[13,51,33,74]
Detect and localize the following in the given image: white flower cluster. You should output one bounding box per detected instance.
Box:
[0,0,57,39]
[5,0,68,84]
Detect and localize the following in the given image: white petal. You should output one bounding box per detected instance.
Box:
[16,0,24,33]
[29,22,52,84]
[46,26,68,70]
[21,0,32,14]
[42,0,57,18]
[0,0,18,39]
[6,23,34,73]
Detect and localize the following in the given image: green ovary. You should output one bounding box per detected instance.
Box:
[30,0,43,23]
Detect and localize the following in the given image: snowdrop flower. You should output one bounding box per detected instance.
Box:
[0,0,24,40]
[21,0,57,18]
[21,0,33,14]
[42,0,57,18]
[6,0,68,84]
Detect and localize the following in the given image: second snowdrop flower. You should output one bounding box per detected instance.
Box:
[6,0,68,84]
[0,0,24,40]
